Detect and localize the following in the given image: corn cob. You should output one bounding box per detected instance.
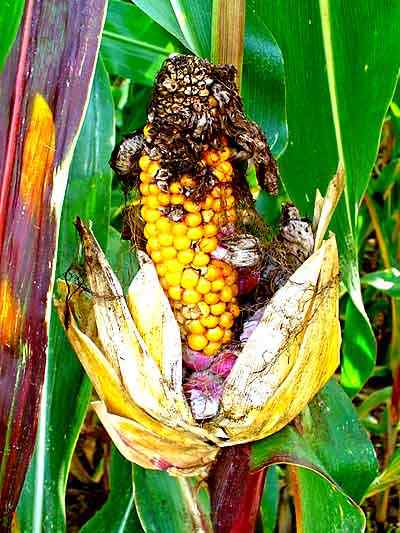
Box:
[138,141,241,356]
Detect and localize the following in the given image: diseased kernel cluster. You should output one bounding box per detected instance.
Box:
[139,143,240,357]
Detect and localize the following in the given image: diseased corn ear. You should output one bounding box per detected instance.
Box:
[127,252,194,424]
[93,401,218,477]
[208,235,340,444]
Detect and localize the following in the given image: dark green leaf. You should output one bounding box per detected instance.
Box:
[81,447,143,533]
[133,467,212,533]
[250,381,378,503]
[258,466,280,533]
[102,0,184,84]
[0,0,25,72]
[17,56,114,532]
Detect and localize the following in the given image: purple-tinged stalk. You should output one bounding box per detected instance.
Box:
[0,0,107,527]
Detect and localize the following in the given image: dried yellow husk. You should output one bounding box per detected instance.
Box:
[55,174,343,477]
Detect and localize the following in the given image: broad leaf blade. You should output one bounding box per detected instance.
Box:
[133,467,212,533]
[250,381,378,525]
[17,56,114,532]
[361,268,400,297]
[0,0,25,72]
[81,446,143,533]
[102,0,184,85]
[0,1,107,526]
[364,447,400,499]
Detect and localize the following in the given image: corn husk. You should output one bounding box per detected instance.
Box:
[55,173,343,476]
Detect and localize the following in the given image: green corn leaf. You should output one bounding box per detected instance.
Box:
[133,468,213,533]
[102,0,184,85]
[0,0,25,72]
[81,446,144,533]
[17,56,114,533]
[363,447,400,499]
[250,381,379,528]
[258,466,280,533]
[0,1,107,526]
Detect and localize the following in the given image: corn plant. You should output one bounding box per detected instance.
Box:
[0,0,399,532]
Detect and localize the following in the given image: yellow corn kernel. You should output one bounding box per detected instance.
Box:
[141,207,160,223]
[202,209,214,223]
[184,200,201,213]
[192,252,210,268]
[139,154,151,171]
[220,286,234,302]
[200,315,219,329]
[156,263,167,277]
[181,175,196,188]
[158,192,171,206]
[181,268,199,289]
[199,237,218,253]
[174,235,191,250]
[222,329,233,343]
[185,213,202,227]
[211,279,224,292]
[168,286,182,301]
[147,196,160,209]
[198,302,210,317]
[150,250,162,263]
[160,247,177,261]
[205,264,221,281]
[219,312,234,329]
[187,226,203,240]
[204,292,219,305]
[170,182,183,194]
[139,183,149,195]
[172,223,187,236]
[156,217,171,232]
[165,259,184,273]
[183,289,201,305]
[147,237,160,251]
[202,195,214,209]
[187,320,205,335]
[171,193,184,205]
[188,334,208,351]
[203,223,218,237]
[159,233,174,247]
[197,278,212,295]
[147,161,160,177]
[148,184,159,194]
[203,342,221,356]
[165,271,182,286]
[203,150,220,166]
[229,303,240,318]
[177,249,195,265]
[206,326,224,342]
[210,302,226,316]
[140,172,154,184]
[217,161,233,175]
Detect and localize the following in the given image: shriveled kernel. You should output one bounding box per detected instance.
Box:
[183,289,201,305]
[224,195,235,209]
[197,277,212,295]
[212,199,222,212]
[168,286,182,301]
[211,186,222,198]
[211,279,225,292]
[204,292,219,305]
[181,175,196,188]
[213,169,225,181]
[187,226,203,240]
[202,196,214,209]
[192,252,210,267]
[184,200,201,213]
[174,235,191,250]
[172,223,187,236]
[226,208,237,223]
[202,209,214,223]
[200,237,218,253]
[200,315,219,328]
[181,268,199,289]
[203,342,221,356]
[229,303,240,318]
[220,286,234,302]
[158,192,171,206]
[139,154,151,171]
[206,326,224,342]
[165,271,182,286]
[203,223,218,237]
[177,249,195,264]
[219,312,234,329]
[185,213,202,227]
[161,247,177,260]
[217,161,233,175]
[220,146,232,161]
[187,320,205,335]
[210,302,226,316]
[188,334,208,351]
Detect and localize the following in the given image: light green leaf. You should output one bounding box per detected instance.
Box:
[0,0,25,72]
[364,447,400,499]
[361,268,400,297]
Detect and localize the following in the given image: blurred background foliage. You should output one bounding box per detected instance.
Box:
[2,0,398,530]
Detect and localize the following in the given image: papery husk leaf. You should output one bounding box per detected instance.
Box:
[93,401,217,477]
[209,235,340,444]
[76,219,184,422]
[128,251,194,424]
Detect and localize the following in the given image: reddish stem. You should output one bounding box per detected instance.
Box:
[208,445,266,533]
